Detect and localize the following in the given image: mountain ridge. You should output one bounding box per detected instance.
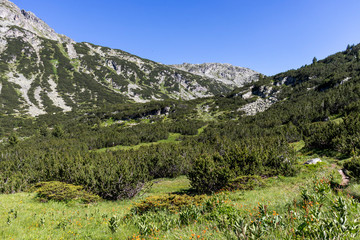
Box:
[171,62,259,87]
[0,0,259,117]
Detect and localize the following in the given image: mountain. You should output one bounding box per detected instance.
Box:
[171,63,259,87]
[229,43,360,119]
[2,2,360,238]
[0,0,259,117]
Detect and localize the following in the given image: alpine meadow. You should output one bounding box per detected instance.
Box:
[1,0,360,239]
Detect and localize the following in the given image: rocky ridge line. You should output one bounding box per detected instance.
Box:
[171,63,259,88]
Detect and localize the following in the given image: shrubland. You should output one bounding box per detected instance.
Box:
[1,43,360,238]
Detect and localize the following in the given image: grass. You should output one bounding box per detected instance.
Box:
[196,101,217,121]
[147,176,190,195]
[96,133,182,152]
[0,156,347,239]
[331,117,344,124]
[50,60,59,75]
[197,124,208,135]
[0,177,191,240]
[1,142,358,239]
[100,117,115,127]
[0,193,135,240]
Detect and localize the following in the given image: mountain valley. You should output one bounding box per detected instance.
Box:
[1,0,360,239]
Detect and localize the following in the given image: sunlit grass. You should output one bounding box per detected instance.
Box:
[0,148,352,240]
[96,133,182,152]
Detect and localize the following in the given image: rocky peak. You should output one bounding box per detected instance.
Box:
[0,0,72,42]
[171,63,259,87]
[0,0,254,117]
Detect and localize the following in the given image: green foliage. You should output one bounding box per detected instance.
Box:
[52,125,64,138]
[131,194,205,215]
[4,40,360,201]
[187,154,231,193]
[108,215,120,233]
[188,137,297,194]
[125,176,360,239]
[344,156,360,181]
[32,181,101,203]
[8,134,19,146]
[304,113,360,155]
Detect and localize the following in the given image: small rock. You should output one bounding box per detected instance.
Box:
[304,158,322,165]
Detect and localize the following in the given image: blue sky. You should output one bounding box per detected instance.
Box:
[10,0,360,75]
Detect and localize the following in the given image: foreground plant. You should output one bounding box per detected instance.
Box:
[125,176,360,239]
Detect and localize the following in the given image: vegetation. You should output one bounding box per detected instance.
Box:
[0,159,357,239]
[32,181,101,203]
[2,28,360,238]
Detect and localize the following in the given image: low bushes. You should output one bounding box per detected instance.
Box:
[131,194,205,215]
[0,140,199,200]
[32,181,101,203]
[187,138,297,193]
[187,154,231,194]
[344,156,360,180]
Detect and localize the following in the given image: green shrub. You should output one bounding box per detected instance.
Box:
[344,156,360,180]
[32,181,101,203]
[131,194,205,215]
[187,154,231,194]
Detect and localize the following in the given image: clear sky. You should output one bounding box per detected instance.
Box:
[10,0,360,76]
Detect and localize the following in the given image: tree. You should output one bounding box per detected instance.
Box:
[39,124,49,137]
[8,134,19,146]
[312,57,317,64]
[52,125,64,138]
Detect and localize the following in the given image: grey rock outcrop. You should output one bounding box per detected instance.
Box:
[239,97,277,116]
[274,76,296,86]
[171,63,259,88]
[0,0,72,42]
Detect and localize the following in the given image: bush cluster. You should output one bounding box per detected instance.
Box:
[187,137,297,193]
[32,181,101,203]
[344,156,360,181]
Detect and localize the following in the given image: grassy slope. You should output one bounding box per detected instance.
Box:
[0,143,350,240]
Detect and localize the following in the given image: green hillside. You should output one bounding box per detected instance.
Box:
[2,43,360,238]
[0,29,235,116]
[3,0,360,237]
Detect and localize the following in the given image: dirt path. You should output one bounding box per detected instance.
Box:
[338,169,350,186]
[331,164,350,187]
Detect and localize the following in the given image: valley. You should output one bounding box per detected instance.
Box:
[1,0,360,239]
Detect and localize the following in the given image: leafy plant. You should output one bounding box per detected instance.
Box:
[109,215,120,233]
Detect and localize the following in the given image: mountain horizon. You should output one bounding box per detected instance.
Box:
[0,0,259,117]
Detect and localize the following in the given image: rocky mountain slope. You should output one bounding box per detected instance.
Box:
[171,63,259,88]
[0,0,258,117]
[225,44,360,117]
